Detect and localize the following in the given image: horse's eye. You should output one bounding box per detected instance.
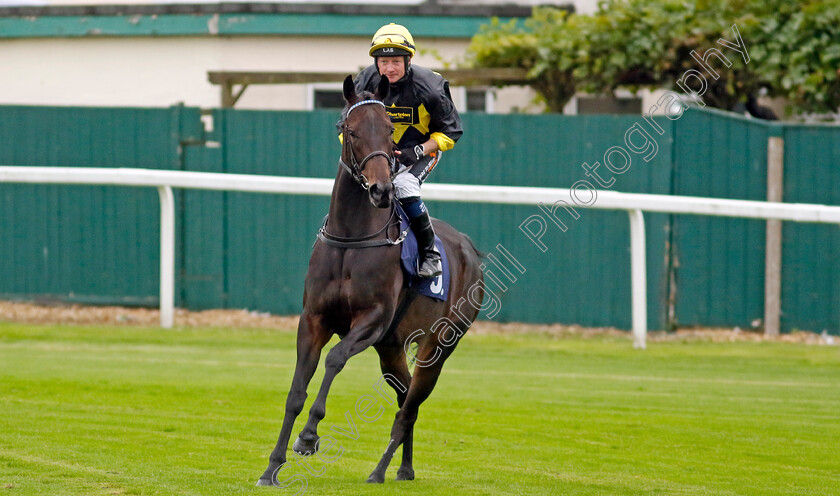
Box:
[348,130,358,138]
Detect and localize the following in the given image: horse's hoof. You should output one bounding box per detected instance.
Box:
[366,474,385,484]
[292,435,320,456]
[256,463,281,486]
[396,468,415,481]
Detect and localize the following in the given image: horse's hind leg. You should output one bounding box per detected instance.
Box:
[257,312,330,485]
[373,344,414,480]
[367,353,446,483]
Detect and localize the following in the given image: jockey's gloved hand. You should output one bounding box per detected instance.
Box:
[397,144,425,167]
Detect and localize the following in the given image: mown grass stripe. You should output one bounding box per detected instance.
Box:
[1,322,839,496]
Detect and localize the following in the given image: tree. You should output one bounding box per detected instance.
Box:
[467,9,582,112]
[758,1,840,113]
[467,0,840,117]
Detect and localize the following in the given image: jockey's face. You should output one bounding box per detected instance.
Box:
[377,56,406,84]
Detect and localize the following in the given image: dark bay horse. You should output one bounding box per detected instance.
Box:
[257,75,485,485]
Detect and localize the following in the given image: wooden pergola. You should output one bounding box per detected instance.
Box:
[207,69,530,108]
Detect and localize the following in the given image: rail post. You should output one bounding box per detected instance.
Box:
[628,209,647,349]
[157,185,175,328]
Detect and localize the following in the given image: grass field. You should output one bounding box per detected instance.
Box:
[1,322,839,496]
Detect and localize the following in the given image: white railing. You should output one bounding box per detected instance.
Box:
[3,166,840,348]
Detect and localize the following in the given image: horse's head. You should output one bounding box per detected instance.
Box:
[340,74,395,208]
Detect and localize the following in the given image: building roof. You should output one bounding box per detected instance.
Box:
[0,1,551,38]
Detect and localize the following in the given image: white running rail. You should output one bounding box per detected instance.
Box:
[3,166,840,348]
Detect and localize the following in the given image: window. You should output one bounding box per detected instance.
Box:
[453,87,495,113]
[466,89,491,113]
[313,90,346,110]
[576,95,642,115]
[307,83,345,110]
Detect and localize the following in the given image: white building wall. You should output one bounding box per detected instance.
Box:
[571,0,598,14]
[0,33,538,111]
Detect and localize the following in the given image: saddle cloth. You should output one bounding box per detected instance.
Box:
[395,203,450,302]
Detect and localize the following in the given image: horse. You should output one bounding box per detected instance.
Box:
[256,74,485,486]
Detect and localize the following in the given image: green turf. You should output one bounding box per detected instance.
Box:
[1,323,839,496]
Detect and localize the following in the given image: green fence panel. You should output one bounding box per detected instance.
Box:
[7,104,838,333]
[671,108,771,329]
[780,125,840,332]
[179,144,227,310]
[0,105,203,305]
[433,113,674,329]
[208,109,336,314]
[191,110,672,329]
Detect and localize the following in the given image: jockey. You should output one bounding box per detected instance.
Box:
[354,23,463,279]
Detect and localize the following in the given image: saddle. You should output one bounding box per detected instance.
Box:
[394,202,450,302]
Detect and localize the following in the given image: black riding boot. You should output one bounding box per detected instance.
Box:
[409,210,443,279]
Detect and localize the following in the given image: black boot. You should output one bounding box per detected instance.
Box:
[409,210,442,278]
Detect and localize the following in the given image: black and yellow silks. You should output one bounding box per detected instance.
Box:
[354,65,463,152]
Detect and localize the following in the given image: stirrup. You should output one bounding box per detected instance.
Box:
[418,256,442,279]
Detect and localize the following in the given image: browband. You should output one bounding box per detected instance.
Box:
[346,99,386,117]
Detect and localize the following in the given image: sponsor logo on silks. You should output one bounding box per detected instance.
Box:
[386,106,414,124]
[382,47,395,53]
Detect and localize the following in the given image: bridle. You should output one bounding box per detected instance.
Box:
[319,98,406,249]
[339,99,397,190]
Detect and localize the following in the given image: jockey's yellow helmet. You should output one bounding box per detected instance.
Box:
[369,23,416,57]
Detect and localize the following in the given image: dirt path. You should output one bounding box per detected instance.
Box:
[0,300,834,345]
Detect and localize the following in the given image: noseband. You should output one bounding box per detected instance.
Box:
[340,99,397,190]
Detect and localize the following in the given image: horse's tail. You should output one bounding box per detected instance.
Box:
[462,234,487,259]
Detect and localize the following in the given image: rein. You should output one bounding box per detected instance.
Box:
[320,98,405,249]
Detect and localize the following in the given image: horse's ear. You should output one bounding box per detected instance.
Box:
[374,74,390,100]
[343,75,357,104]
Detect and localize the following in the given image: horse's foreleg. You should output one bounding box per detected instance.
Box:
[367,355,444,483]
[396,424,415,481]
[257,313,329,486]
[294,308,389,454]
[373,345,414,480]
